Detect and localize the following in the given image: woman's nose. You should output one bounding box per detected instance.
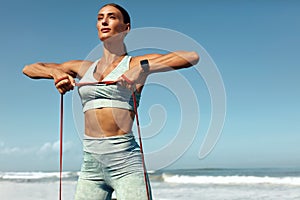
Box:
[101,17,108,26]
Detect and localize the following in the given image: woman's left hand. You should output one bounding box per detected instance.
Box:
[117,65,147,92]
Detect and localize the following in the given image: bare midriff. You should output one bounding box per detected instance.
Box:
[84,107,135,137]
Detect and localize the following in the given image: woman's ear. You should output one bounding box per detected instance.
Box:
[126,23,131,32]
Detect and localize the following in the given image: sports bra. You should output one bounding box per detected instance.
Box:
[78,55,141,112]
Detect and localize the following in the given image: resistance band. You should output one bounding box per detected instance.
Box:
[58,79,150,200]
[59,94,63,200]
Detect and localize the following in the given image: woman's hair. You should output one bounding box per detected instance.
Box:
[101,3,131,24]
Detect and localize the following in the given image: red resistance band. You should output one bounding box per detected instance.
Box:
[58,80,151,200]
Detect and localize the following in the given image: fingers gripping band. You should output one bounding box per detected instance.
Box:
[54,76,69,85]
[121,74,134,85]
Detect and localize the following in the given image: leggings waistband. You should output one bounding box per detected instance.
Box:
[83,132,134,140]
[83,132,138,155]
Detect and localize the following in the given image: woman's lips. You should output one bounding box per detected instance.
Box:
[101,28,111,33]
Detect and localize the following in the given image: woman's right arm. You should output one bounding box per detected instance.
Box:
[23,60,92,94]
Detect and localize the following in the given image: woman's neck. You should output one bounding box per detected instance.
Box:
[101,41,127,64]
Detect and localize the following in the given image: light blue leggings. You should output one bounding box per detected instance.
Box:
[74,133,152,200]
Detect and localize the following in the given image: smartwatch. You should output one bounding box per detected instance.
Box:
[140,59,149,73]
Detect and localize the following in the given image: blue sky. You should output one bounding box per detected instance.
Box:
[0,0,299,171]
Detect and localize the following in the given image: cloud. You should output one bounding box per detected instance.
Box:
[0,141,28,155]
[0,140,74,156]
[37,140,74,156]
[0,146,22,155]
[0,140,80,171]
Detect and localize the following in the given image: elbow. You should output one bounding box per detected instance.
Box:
[178,51,199,68]
[22,64,36,78]
[22,65,30,76]
[189,51,200,66]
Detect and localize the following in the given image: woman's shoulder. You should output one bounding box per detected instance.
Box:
[63,60,94,79]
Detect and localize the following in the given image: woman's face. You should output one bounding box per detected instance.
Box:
[96,6,130,41]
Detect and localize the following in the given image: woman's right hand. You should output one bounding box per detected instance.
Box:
[51,68,75,94]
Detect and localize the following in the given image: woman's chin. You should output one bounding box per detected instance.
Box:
[100,36,124,44]
[99,36,109,41]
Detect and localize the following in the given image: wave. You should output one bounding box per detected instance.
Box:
[162,173,300,186]
[2,170,300,186]
[0,171,79,182]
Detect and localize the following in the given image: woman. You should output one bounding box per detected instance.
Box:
[23,3,199,200]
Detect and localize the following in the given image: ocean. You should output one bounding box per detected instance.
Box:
[1,168,300,200]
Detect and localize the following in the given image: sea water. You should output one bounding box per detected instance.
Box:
[1,168,300,200]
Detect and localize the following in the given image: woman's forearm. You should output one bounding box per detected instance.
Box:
[22,62,59,79]
[148,51,199,73]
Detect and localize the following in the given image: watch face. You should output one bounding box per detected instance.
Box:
[141,59,149,72]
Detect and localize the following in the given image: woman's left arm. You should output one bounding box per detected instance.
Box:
[118,51,199,90]
[146,51,199,73]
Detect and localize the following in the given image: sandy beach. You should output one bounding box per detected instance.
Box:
[0,181,77,200]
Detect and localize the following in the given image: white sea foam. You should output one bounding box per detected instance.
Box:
[162,174,300,186]
[0,171,79,181]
